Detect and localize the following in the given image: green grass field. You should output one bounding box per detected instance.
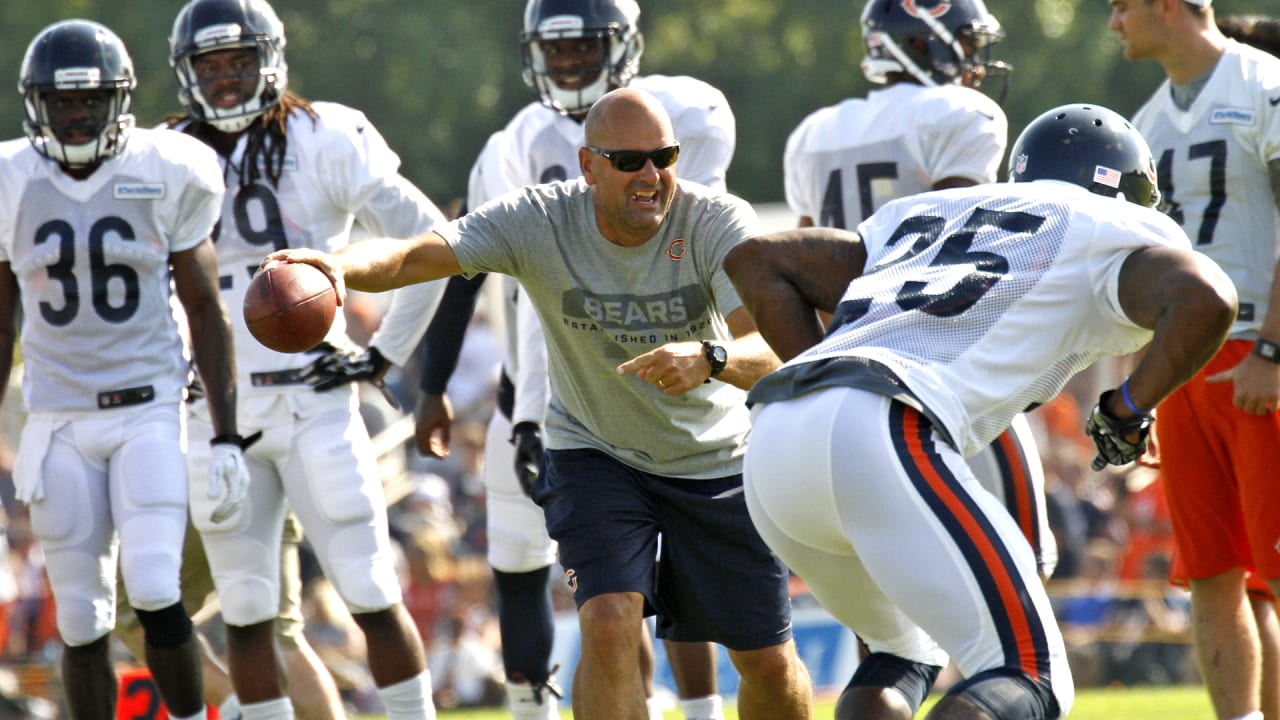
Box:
[360,684,1212,719]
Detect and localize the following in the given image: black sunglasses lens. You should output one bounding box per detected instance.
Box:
[609,145,679,172]
[611,151,649,172]
[651,145,679,169]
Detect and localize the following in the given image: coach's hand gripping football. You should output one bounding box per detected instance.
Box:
[208,432,262,524]
[1086,389,1154,471]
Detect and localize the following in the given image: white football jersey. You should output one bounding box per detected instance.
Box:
[749,181,1193,457]
[1133,40,1280,338]
[174,102,445,391]
[467,74,736,426]
[785,83,1006,228]
[0,129,223,414]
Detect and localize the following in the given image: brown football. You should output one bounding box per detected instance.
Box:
[242,261,337,353]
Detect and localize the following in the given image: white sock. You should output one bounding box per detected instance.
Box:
[169,709,207,720]
[1226,713,1264,720]
[217,693,242,720]
[647,696,665,720]
[680,694,724,720]
[239,697,293,720]
[378,670,436,720]
[506,680,560,720]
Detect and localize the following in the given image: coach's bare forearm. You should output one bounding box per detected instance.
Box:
[335,230,464,292]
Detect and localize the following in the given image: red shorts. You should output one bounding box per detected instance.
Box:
[1158,339,1280,581]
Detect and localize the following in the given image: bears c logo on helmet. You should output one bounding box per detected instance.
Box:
[901,0,952,19]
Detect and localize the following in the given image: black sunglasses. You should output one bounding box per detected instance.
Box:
[586,143,680,172]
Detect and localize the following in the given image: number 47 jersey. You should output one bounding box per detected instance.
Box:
[748,181,1192,458]
[0,128,224,414]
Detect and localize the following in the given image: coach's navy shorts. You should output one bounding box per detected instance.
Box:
[535,447,793,651]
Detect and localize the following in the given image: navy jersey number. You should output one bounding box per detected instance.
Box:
[35,216,141,326]
[830,207,1044,329]
[214,181,288,289]
[1156,140,1226,246]
[820,162,900,229]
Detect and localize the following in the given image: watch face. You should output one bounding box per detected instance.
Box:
[712,346,728,363]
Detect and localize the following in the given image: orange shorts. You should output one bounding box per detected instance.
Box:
[1158,339,1280,582]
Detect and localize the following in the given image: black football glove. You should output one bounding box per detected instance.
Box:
[1085,390,1154,471]
[302,346,388,390]
[510,421,544,498]
[301,345,398,408]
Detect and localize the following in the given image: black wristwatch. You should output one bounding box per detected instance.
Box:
[702,340,728,380]
[1254,338,1280,364]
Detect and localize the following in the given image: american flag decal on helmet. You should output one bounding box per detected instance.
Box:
[1093,165,1122,188]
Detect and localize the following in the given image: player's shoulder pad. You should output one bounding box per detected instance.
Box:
[0,138,43,198]
[912,84,1006,124]
[633,74,733,133]
[789,97,866,148]
[129,127,224,191]
[295,101,382,144]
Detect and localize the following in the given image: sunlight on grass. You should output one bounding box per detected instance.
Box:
[360,683,1212,719]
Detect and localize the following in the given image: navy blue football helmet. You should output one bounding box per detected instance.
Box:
[521,0,644,116]
[861,0,1009,94]
[1008,103,1160,208]
[170,0,288,132]
[20,19,136,167]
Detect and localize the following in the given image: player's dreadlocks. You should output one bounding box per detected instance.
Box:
[167,91,319,189]
[1218,14,1280,59]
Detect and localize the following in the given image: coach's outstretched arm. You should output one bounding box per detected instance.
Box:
[265,230,462,304]
[724,227,869,362]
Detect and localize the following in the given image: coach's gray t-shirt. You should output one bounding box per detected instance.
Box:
[439,178,760,479]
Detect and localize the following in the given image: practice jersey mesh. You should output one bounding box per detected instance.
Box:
[0,130,223,414]
[749,182,1191,456]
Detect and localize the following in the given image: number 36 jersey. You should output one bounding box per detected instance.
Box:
[0,129,223,414]
[748,181,1193,457]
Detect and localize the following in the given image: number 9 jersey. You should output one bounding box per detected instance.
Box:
[0,128,223,413]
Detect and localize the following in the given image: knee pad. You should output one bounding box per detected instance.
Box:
[844,652,942,712]
[134,601,193,649]
[947,668,1059,720]
[322,525,401,613]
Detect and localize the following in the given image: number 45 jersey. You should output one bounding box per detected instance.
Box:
[0,128,223,414]
[748,181,1193,457]
[784,82,1006,229]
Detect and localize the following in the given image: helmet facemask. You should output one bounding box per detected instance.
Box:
[861,0,1010,102]
[169,0,289,134]
[520,13,643,117]
[173,30,287,133]
[24,85,135,168]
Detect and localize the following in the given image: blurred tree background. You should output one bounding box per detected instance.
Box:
[0,0,1272,205]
